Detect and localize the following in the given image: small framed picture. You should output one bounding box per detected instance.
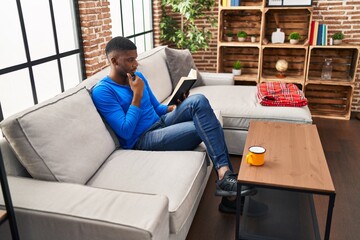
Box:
[268,0,312,7]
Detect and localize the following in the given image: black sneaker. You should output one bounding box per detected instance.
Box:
[219,197,268,217]
[218,196,244,214]
[215,170,238,197]
[215,171,258,197]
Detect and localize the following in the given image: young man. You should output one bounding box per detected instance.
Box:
[92,37,260,213]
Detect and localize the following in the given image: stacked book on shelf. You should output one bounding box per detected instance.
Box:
[222,0,241,7]
[309,21,328,46]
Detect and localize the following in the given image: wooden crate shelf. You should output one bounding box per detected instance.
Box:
[263,8,312,45]
[216,1,358,120]
[219,9,263,43]
[307,46,360,83]
[218,46,260,82]
[261,46,308,82]
[304,83,354,120]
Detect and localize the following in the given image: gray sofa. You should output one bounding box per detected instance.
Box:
[0,46,312,240]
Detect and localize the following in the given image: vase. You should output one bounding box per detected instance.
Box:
[232,69,241,76]
[290,39,299,44]
[238,37,246,42]
[321,58,333,80]
[251,36,256,43]
[271,28,285,44]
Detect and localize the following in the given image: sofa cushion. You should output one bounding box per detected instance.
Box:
[87,150,209,234]
[0,87,116,184]
[164,47,203,90]
[190,85,313,130]
[137,46,173,103]
[1,176,169,240]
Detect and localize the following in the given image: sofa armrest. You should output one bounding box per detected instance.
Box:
[0,177,169,240]
[199,72,234,86]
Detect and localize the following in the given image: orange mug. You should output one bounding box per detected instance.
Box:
[246,146,266,166]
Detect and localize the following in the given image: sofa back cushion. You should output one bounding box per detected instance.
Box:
[0,87,116,184]
[164,47,203,90]
[0,138,30,177]
[136,46,173,103]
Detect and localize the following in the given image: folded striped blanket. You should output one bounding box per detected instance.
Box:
[257,82,308,107]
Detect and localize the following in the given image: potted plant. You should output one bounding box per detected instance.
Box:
[251,35,256,43]
[237,31,247,42]
[232,60,243,75]
[288,32,301,44]
[225,31,233,42]
[160,0,216,52]
[332,32,344,45]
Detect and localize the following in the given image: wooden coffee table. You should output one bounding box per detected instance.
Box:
[236,121,336,240]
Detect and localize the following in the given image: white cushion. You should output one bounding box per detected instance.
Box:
[1,177,169,240]
[0,87,116,184]
[190,85,313,130]
[87,150,209,234]
[137,46,173,103]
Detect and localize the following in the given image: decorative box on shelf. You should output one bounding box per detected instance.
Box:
[268,0,312,7]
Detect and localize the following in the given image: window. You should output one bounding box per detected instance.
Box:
[109,0,154,54]
[0,0,85,119]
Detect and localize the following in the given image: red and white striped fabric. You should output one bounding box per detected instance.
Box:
[257,82,308,107]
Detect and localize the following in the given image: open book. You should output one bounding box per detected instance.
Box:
[166,69,197,106]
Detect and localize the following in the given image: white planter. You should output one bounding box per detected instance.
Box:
[232,69,241,76]
[289,39,299,44]
[226,36,233,42]
[238,37,246,42]
[333,39,342,45]
[251,36,256,43]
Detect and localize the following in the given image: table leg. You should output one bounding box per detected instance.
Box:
[235,182,242,240]
[324,193,336,240]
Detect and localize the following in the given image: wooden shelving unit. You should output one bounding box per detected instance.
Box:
[217,1,264,84]
[306,46,359,83]
[261,46,308,87]
[304,45,360,119]
[263,7,313,44]
[216,0,360,119]
[218,46,261,83]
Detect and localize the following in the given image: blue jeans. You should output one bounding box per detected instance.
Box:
[135,94,233,171]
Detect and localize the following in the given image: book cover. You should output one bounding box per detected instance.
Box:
[312,21,319,45]
[323,24,327,46]
[167,69,197,106]
[317,24,323,46]
[309,21,315,46]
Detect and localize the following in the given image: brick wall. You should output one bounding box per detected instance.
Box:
[78,0,111,77]
[153,0,162,47]
[79,0,360,112]
[152,1,219,72]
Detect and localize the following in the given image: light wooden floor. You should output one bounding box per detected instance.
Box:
[186,115,360,240]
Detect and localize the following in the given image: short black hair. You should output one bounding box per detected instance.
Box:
[105,36,137,56]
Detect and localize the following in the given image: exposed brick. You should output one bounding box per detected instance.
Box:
[79,0,111,77]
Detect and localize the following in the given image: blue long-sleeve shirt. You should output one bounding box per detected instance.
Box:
[91,72,168,149]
